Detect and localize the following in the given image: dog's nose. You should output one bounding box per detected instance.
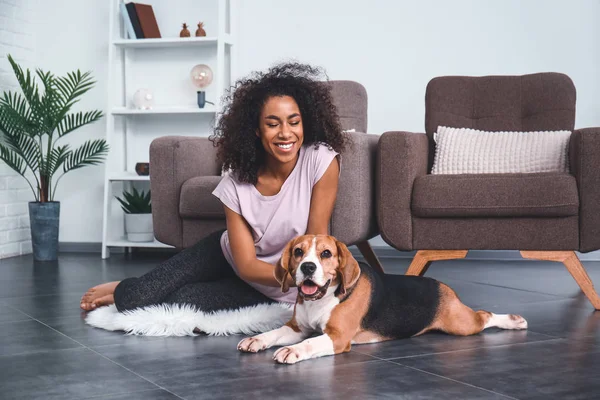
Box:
[300,262,317,275]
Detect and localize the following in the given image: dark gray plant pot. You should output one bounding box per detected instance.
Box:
[28,201,60,261]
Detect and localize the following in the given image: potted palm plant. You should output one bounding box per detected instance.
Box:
[115,188,153,242]
[0,55,108,261]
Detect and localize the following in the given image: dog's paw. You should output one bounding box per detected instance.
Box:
[273,346,303,364]
[509,314,528,330]
[237,337,266,353]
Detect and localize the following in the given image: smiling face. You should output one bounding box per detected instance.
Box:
[275,235,361,301]
[257,95,304,166]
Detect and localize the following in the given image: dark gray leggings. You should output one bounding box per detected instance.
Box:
[113,230,275,313]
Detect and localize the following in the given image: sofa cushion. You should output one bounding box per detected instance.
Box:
[180,176,225,219]
[424,73,576,171]
[431,126,571,174]
[412,173,579,218]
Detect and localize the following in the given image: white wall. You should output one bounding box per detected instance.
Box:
[22,0,600,245]
[0,0,36,258]
[236,0,600,133]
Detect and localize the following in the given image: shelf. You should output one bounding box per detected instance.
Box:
[102,0,234,259]
[106,236,174,249]
[108,172,149,181]
[112,36,223,48]
[112,106,216,115]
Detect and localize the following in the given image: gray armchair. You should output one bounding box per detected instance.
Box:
[377,73,600,309]
[150,81,383,271]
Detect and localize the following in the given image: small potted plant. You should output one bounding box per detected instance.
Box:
[115,188,153,242]
[0,54,108,261]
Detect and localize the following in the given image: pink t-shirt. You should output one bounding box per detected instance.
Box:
[212,144,339,303]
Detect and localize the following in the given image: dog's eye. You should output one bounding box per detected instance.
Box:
[294,248,304,257]
[321,250,332,258]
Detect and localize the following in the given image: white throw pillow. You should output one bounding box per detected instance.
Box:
[431,126,571,175]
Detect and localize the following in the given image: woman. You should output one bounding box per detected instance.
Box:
[80,62,348,313]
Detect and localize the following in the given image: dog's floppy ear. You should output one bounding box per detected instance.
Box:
[336,240,361,295]
[274,239,294,293]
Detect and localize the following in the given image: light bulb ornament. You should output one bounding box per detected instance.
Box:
[190,64,214,108]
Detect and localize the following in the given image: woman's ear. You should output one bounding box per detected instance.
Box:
[335,240,361,295]
[274,240,294,293]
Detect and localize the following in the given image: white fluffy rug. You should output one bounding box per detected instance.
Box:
[85,303,293,336]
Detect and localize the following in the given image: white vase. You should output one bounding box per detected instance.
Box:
[124,213,154,242]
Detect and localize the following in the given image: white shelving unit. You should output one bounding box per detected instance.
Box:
[101,0,235,258]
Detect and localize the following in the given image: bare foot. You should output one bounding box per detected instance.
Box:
[80,281,120,311]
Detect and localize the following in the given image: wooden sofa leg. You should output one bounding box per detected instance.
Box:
[356,241,385,274]
[406,250,468,277]
[520,251,600,310]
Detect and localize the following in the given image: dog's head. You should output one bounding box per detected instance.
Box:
[274,235,361,301]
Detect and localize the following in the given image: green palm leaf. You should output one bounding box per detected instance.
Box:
[46,144,70,177]
[0,142,26,174]
[54,70,95,112]
[63,139,109,172]
[7,55,42,117]
[0,91,40,137]
[57,111,103,137]
[7,133,40,170]
[36,69,63,132]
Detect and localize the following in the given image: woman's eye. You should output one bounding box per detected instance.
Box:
[294,248,304,257]
[290,121,300,126]
[321,250,332,258]
[267,124,278,128]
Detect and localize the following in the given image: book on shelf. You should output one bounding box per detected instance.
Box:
[133,3,161,38]
[121,2,162,39]
[119,2,136,39]
[124,2,144,38]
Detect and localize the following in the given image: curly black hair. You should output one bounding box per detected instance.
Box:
[209,62,349,184]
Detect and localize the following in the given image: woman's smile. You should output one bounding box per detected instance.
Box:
[259,95,304,165]
[274,141,296,152]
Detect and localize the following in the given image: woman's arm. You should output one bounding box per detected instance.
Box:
[225,206,292,287]
[306,157,340,235]
[225,156,339,286]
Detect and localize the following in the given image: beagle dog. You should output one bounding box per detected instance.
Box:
[238,234,528,364]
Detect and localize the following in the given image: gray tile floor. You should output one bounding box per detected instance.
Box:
[1,252,599,399]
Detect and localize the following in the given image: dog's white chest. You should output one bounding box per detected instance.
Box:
[295,290,340,333]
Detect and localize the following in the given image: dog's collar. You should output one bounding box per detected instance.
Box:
[334,277,359,302]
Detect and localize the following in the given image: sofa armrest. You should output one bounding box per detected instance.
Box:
[570,128,600,252]
[149,136,221,248]
[330,132,379,245]
[377,131,429,251]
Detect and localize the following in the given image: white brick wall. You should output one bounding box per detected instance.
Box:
[0,0,35,259]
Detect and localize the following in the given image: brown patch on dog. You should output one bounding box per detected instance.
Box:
[285,315,302,333]
[323,274,372,353]
[335,240,361,295]
[274,239,297,293]
[421,283,493,336]
[509,314,521,321]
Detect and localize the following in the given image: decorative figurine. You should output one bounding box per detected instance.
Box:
[132,88,154,110]
[135,162,150,176]
[195,22,206,37]
[180,23,191,37]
